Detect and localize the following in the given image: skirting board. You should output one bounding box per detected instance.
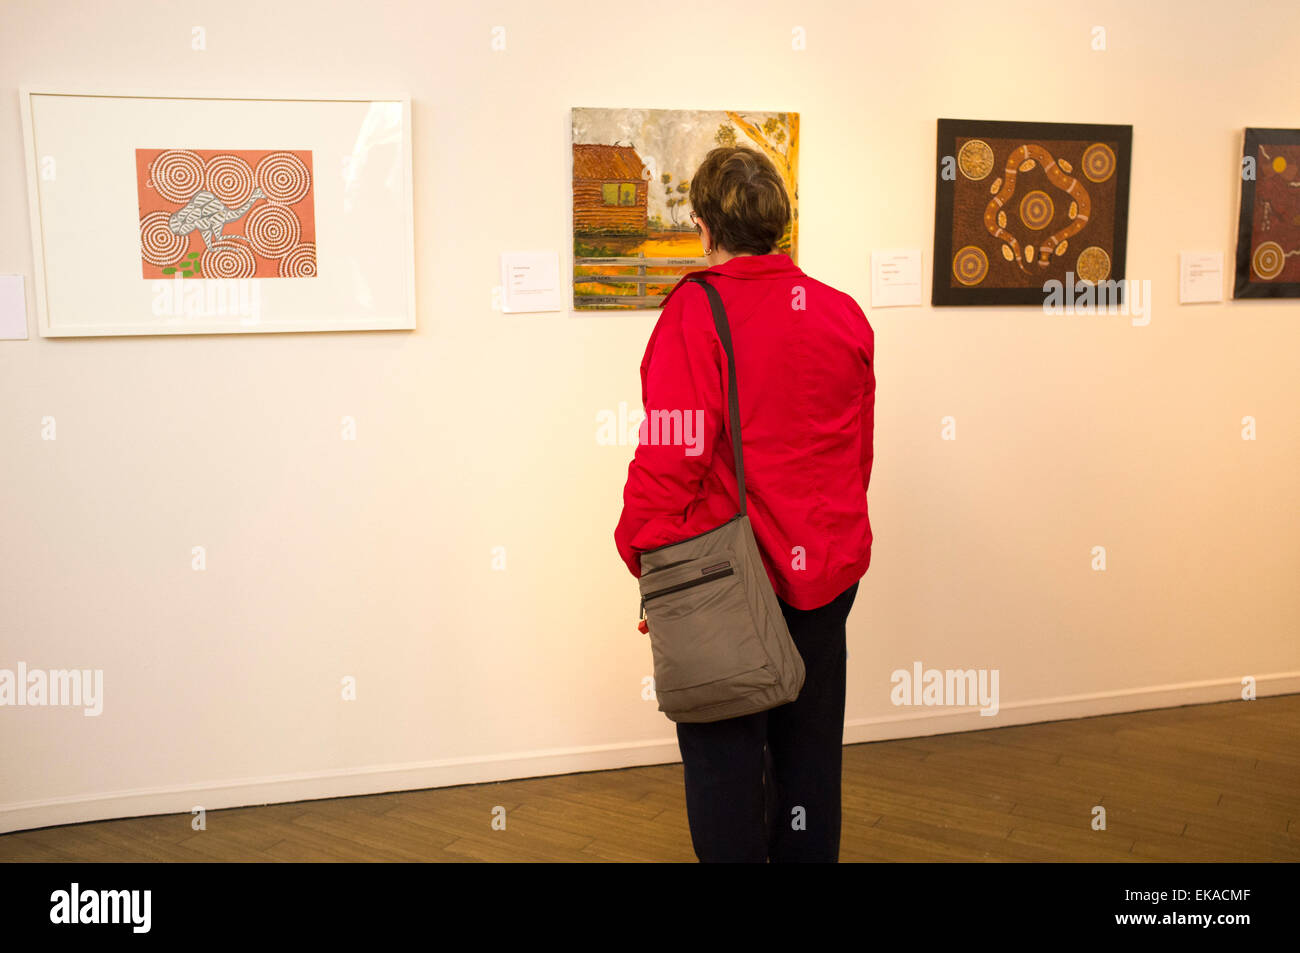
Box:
[3,671,1298,835]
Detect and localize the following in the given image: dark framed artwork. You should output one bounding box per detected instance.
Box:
[1234,127,1300,299]
[932,118,1132,306]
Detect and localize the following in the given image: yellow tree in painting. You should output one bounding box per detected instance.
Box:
[725,111,800,259]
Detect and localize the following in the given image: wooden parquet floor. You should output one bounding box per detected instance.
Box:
[3,695,1296,862]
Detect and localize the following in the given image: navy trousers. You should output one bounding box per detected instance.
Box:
[674,579,859,862]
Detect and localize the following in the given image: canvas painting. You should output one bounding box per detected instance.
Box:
[1234,127,1300,298]
[136,148,317,279]
[932,119,1132,306]
[571,107,798,310]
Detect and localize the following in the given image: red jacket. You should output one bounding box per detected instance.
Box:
[614,253,875,611]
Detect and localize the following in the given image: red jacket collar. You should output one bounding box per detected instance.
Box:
[659,253,805,308]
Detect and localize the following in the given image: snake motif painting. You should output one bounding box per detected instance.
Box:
[1233,128,1300,298]
[933,120,1132,306]
[136,148,317,280]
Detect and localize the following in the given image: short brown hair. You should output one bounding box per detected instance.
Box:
[689,147,790,255]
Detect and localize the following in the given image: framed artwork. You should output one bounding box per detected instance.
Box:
[19,88,415,336]
[1234,127,1300,299]
[571,107,799,311]
[932,118,1132,306]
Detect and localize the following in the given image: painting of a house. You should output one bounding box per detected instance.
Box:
[573,145,648,236]
[572,107,799,311]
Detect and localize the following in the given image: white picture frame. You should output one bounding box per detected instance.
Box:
[19,87,416,336]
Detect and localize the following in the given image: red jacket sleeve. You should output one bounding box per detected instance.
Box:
[856,302,875,494]
[613,283,724,577]
[861,355,875,493]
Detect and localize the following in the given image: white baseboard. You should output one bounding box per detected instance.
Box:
[3,672,1296,836]
[841,671,1300,740]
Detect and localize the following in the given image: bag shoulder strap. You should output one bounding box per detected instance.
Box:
[685,274,746,517]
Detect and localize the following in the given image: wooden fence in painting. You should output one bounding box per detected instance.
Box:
[573,253,706,308]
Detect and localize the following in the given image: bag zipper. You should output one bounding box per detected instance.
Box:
[640,565,735,617]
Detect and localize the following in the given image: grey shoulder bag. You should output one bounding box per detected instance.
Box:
[636,275,805,723]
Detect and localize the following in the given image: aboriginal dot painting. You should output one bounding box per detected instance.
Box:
[1234,128,1300,299]
[136,149,317,279]
[932,119,1132,306]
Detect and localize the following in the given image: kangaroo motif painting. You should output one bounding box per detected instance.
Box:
[136,148,317,279]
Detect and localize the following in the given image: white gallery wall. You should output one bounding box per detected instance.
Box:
[1,0,1297,832]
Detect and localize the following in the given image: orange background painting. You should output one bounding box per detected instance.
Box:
[135,148,317,279]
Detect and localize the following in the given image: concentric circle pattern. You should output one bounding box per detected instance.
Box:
[953,245,989,286]
[255,152,311,204]
[1081,143,1116,183]
[245,203,301,259]
[204,155,255,207]
[1252,241,1285,280]
[201,241,257,279]
[1019,190,1055,231]
[279,243,317,277]
[140,211,189,266]
[151,150,205,203]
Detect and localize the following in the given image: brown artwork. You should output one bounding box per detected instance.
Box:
[933,119,1132,306]
[1234,128,1300,298]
